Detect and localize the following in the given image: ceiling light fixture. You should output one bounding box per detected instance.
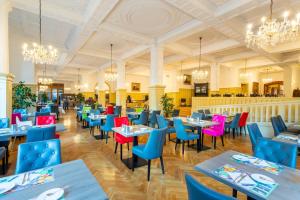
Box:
[192,37,208,83]
[176,61,185,81]
[239,59,251,83]
[246,0,300,48]
[38,64,53,85]
[22,0,58,64]
[262,67,273,83]
[105,44,118,82]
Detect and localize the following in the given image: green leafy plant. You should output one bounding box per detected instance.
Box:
[41,92,48,103]
[160,94,174,117]
[76,93,85,103]
[12,81,37,109]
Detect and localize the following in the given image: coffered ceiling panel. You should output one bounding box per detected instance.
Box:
[69,54,107,68]
[211,0,231,6]
[105,0,193,38]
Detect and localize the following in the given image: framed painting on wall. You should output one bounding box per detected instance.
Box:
[131,83,141,92]
[183,74,192,85]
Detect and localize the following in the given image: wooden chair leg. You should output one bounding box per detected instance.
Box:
[147,160,151,181]
[233,128,235,139]
[2,156,5,175]
[120,144,123,160]
[213,137,216,149]
[132,154,135,171]
[160,156,165,174]
[127,143,129,151]
[168,134,171,141]
[232,189,237,198]
[106,132,108,144]
[221,135,224,146]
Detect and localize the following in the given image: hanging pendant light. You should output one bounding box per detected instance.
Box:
[38,64,53,85]
[75,68,82,91]
[239,59,251,83]
[22,0,58,64]
[262,67,273,83]
[105,44,118,82]
[176,61,185,81]
[192,37,208,83]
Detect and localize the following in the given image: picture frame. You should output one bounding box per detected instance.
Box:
[131,82,141,92]
[183,74,191,85]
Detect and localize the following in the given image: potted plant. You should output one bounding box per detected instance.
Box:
[76,93,85,104]
[160,94,174,117]
[12,81,37,109]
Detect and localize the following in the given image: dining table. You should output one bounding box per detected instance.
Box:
[112,125,153,169]
[273,132,300,147]
[0,159,108,200]
[195,150,300,200]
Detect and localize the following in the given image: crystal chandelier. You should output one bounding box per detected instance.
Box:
[246,0,300,48]
[22,0,58,64]
[105,44,118,82]
[176,62,185,81]
[239,59,251,83]
[38,64,53,85]
[192,37,208,83]
[262,68,273,83]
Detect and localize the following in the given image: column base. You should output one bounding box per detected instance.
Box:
[149,85,165,110]
[0,73,14,118]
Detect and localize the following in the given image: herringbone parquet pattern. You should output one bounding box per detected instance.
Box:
[3,111,300,199]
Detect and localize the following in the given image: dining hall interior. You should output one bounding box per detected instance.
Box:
[0,0,300,199]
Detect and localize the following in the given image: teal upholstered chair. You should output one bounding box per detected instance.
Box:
[100,114,116,144]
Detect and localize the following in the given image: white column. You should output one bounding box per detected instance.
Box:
[0,0,13,118]
[210,63,220,91]
[116,60,126,89]
[150,43,164,86]
[97,69,106,91]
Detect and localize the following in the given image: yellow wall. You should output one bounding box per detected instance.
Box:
[210,87,242,96]
[166,88,193,108]
[127,92,148,101]
[109,92,116,104]
[82,92,95,100]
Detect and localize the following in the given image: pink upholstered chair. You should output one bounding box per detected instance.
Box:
[202,115,226,149]
[11,113,22,125]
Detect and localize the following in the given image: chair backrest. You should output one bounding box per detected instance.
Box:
[34,112,50,125]
[16,139,61,174]
[114,117,129,127]
[50,105,58,113]
[149,110,161,124]
[114,106,122,116]
[238,112,249,127]
[156,115,168,129]
[191,112,204,120]
[90,109,100,115]
[36,115,56,126]
[13,108,27,114]
[185,174,236,200]
[106,105,114,114]
[143,128,167,159]
[204,109,211,114]
[40,107,51,113]
[255,138,298,168]
[126,108,135,112]
[136,108,144,113]
[11,113,22,124]
[26,126,56,143]
[172,109,180,117]
[174,118,188,139]
[104,114,116,129]
[247,123,263,153]
[139,111,149,125]
[277,115,287,131]
[229,113,241,128]
[0,118,9,129]
[198,109,204,114]
[271,116,284,136]
[210,115,226,134]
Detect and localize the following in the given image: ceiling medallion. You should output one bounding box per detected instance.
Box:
[22,0,58,64]
[192,37,208,83]
[246,0,300,48]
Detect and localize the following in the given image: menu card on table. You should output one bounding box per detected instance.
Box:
[0,168,54,196]
[231,154,283,175]
[214,164,278,199]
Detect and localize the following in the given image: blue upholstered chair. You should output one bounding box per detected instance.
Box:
[271,116,285,137]
[157,115,176,141]
[126,108,137,122]
[225,113,241,138]
[132,128,167,181]
[174,118,200,154]
[114,106,122,117]
[13,108,28,121]
[185,174,236,200]
[277,115,299,134]
[247,123,264,153]
[77,105,83,121]
[0,118,10,167]
[88,111,102,135]
[15,139,62,174]
[148,110,161,128]
[132,111,149,126]
[255,138,298,168]
[100,114,116,144]
[26,126,56,143]
[172,109,180,117]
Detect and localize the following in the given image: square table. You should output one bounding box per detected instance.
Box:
[1,160,108,200]
[195,150,300,200]
[112,125,153,169]
[273,132,300,147]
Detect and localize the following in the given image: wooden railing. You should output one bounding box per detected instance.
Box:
[193,100,300,123]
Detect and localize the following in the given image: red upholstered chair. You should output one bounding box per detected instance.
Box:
[104,105,114,115]
[36,115,60,139]
[238,112,249,136]
[11,113,22,125]
[114,117,133,160]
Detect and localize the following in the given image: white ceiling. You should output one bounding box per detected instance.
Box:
[8,0,300,84]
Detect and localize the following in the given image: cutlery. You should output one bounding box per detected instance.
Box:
[21,173,27,185]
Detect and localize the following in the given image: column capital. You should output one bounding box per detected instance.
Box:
[0,72,14,82]
[0,0,12,12]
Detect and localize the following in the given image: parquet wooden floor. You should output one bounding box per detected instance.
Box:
[3,111,300,199]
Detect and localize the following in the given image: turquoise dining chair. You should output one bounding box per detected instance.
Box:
[247,123,264,153]
[156,115,175,142]
[132,128,167,181]
[132,111,149,126]
[148,110,161,128]
[15,139,61,174]
[100,114,116,144]
[225,113,241,138]
[13,108,28,121]
[185,174,236,200]
[174,118,200,154]
[255,138,298,168]
[0,118,10,167]
[26,126,56,143]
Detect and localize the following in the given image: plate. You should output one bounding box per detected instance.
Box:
[37,188,64,200]
[251,174,275,185]
[232,154,251,162]
[0,182,15,194]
